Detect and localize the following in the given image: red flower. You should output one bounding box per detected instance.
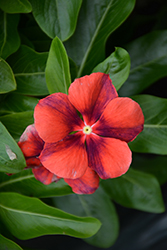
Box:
[34,73,144,180]
[18,124,99,194]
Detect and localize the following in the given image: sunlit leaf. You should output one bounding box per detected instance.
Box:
[7,45,49,96]
[45,37,71,94]
[0,58,16,94]
[119,30,167,96]
[92,47,130,91]
[102,168,165,213]
[29,0,82,40]
[0,192,101,239]
[0,0,32,13]
[130,95,167,154]
[0,169,73,197]
[54,187,119,248]
[65,0,135,77]
[0,122,26,173]
[0,10,20,59]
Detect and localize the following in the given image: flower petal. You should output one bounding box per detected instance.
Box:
[68,73,118,125]
[32,165,60,185]
[93,97,144,142]
[26,157,41,167]
[39,133,88,179]
[64,167,99,194]
[18,124,44,158]
[34,93,84,143]
[86,134,132,179]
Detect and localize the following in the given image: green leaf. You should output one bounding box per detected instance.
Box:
[119,30,167,96]
[7,45,49,96]
[0,169,73,197]
[0,234,23,250]
[0,111,34,141]
[0,10,20,59]
[131,153,167,185]
[102,168,165,213]
[0,0,32,13]
[54,187,119,248]
[92,47,130,91]
[45,37,71,94]
[0,192,101,239]
[29,0,82,40]
[65,0,135,77]
[0,122,26,173]
[0,93,38,114]
[129,95,167,154]
[0,58,16,94]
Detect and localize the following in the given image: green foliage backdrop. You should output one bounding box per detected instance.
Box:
[0,0,167,249]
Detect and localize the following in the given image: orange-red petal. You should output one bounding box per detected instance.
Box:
[64,167,99,194]
[68,73,118,125]
[26,157,41,167]
[86,134,132,179]
[32,165,60,185]
[39,132,88,179]
[34,93,84,143]
[18,124,44,158]
[93,97,144,142]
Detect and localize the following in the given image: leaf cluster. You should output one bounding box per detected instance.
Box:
[0,0,167,249]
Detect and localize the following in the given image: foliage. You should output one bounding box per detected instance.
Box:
[0,0,167,249]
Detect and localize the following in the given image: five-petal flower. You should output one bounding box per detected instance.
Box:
[18,124,99,194]
[34,73,144,180]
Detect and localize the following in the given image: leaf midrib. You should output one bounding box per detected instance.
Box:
[0,203,89,224]
[0,174,34,188]
[144,124,167,128]
[77,0,113,77]
[15,72,45,77]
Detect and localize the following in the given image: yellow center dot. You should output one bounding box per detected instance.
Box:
[83,125,92,135]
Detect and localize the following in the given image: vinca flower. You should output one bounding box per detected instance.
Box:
[18,124,99,194]
[34,73,144,181]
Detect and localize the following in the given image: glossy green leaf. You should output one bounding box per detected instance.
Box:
[7,45,49,96]
[0,234,23,250]
[119,30,167,96]
[0,169,73,197]
[0,122,26,173]
[29,0,82,40]
[129,95,167,154]
[54,187,119,248]
[0,0,32,13]
[0,10,20,59]
[102,168,165,213]
[131,153,167,185]
[0,93,38,114]
[0,111,34,141]
[65,0,135,77]
[92,47,130,91]
[0,58,16,94]
[0,192,101,240]
[45,37,71,94]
